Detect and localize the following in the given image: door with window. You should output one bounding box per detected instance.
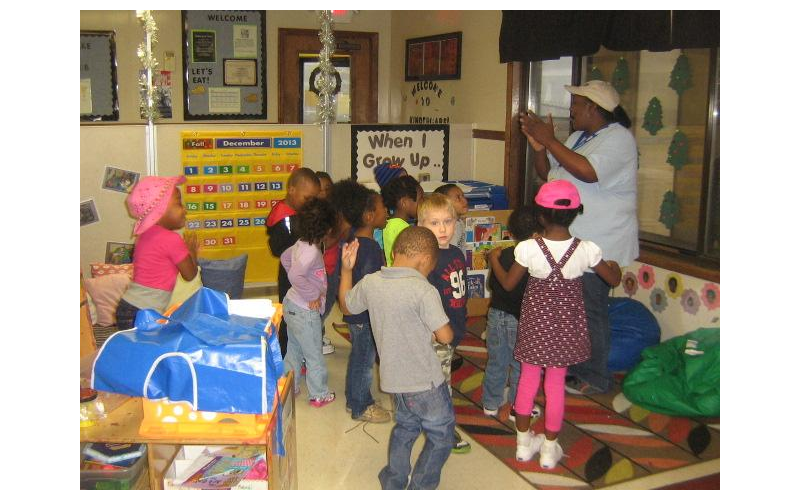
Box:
[278,28,378,124]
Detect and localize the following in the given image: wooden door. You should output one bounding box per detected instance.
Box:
[278,28,378,123]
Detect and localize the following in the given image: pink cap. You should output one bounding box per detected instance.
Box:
[126,176,186,235]
[534,179,581,209]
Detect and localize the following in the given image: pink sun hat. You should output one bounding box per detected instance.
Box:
[535,179,582,209]
[126,175,186,235]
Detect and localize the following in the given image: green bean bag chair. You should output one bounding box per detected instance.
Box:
[622,327,719,417]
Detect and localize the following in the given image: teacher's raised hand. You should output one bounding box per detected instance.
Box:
[519,111,555,151]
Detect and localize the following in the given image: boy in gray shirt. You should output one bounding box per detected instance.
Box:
[339,226,455,490]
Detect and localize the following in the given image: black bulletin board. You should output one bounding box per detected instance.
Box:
[181,10,267,120]
[80,31,119,122]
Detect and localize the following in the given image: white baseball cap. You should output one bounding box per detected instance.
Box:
[565,80,620,112]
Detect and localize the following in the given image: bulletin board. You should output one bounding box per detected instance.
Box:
[181,130,303,283]
[181,10,267,120]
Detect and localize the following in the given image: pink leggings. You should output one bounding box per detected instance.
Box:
[513,363,567,433]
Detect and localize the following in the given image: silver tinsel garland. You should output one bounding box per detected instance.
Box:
[137,10,160,122]
[316,10,337,124]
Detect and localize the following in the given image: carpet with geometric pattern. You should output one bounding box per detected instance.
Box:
[447,316,720,489]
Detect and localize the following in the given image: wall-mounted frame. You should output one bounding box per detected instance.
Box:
[181,11,267,120]
[80,31,120,122]
[405,32,462,81]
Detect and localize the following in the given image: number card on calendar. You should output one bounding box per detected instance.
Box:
[181,130,303,283]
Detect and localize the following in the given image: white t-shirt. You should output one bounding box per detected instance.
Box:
[514,237,602,279]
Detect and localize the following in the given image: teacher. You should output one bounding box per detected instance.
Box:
[520,80,639,395]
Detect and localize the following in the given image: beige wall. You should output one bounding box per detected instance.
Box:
[80,10,508,275]
[389,10,507,184]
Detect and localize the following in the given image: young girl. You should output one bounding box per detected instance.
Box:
[281,197,338,407]
[434,183,469,255]
[116,176,198,330]
[380,175,423,266]
[338,183,391,423]
[488,180,621,469]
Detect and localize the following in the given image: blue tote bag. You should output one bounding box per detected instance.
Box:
[91,287,284,416]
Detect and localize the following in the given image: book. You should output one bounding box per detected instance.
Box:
[83,443,146,464]
[466,270,489,299]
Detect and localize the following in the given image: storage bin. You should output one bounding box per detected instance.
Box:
[80,449,147,490]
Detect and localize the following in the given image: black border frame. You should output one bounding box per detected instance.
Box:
[80,30,120,122]
[181,10,267,120]
[405,32,462,82]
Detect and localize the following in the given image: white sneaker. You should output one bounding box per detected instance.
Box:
[539,438,563,469]
[509,404,542,423]
[483,406,498,417]
[515,431,544,462]
[322,335,335,355]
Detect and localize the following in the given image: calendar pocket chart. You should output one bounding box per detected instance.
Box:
[181,130,302,283]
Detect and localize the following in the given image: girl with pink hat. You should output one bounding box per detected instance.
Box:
[487,180,622,469]
[115,176,198,330]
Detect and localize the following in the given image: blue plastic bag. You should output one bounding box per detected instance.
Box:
[91,287,283,415]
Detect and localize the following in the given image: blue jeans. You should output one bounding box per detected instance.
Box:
[481,308,521,410]
[569,272,613,391]
[345,322,377,418]
[283,298,329,399]
[379,382,455,490]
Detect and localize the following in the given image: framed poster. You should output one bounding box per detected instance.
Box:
[80,31,119,121]
[351,125,449,183]
[405,32,462,81]
[181,11,267,120]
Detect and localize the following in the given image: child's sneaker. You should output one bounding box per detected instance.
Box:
[515,430,545,462]
[509,404,542,423]
[452,430,471,454]
[309,392,336,408]
[322,335,335,355]
[354,403,391,423]
[538,438,563,469]
[483,406,498,417]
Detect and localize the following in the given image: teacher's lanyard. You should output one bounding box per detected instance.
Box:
[570,125,608,151]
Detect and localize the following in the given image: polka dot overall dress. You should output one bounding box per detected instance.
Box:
[514,237,591,367]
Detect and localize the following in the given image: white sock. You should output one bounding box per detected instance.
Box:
[516,429,532,446]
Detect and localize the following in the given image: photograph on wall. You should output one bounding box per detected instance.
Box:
[105,242,134,264]
[101,166,140,194]
[80,199,100,226]
[351,124,449,183]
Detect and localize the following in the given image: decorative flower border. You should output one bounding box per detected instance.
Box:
[665,272,684,298]
[650,287,668,313]
[701,282,720,310]
[622,271,638,296]
[681,289,700,315]
[638,265,655,290]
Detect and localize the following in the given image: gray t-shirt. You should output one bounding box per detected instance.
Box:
[345,266,450,393]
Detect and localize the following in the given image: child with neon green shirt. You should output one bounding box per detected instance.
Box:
[380,176,423,266]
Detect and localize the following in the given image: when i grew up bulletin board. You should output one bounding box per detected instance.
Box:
[181,130,302,283]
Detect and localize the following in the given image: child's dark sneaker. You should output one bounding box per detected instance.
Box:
[452,430,471,454]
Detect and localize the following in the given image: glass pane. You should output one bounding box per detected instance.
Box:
[301,56,351,124]
[524,57,573,203]
[705,50,720,258]
[584,48,713,252]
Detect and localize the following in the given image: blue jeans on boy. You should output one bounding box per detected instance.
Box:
[378,382,455,490]
[283,298,329,399]
[481,307,521,411]
[569,272,613,392]
[345,322,377,418]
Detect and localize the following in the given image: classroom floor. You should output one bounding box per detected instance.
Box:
[248,288,721,489]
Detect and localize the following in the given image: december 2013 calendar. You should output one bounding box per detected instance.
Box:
[181,130,303,283]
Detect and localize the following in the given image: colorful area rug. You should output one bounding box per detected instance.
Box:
[451,316,720,490]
